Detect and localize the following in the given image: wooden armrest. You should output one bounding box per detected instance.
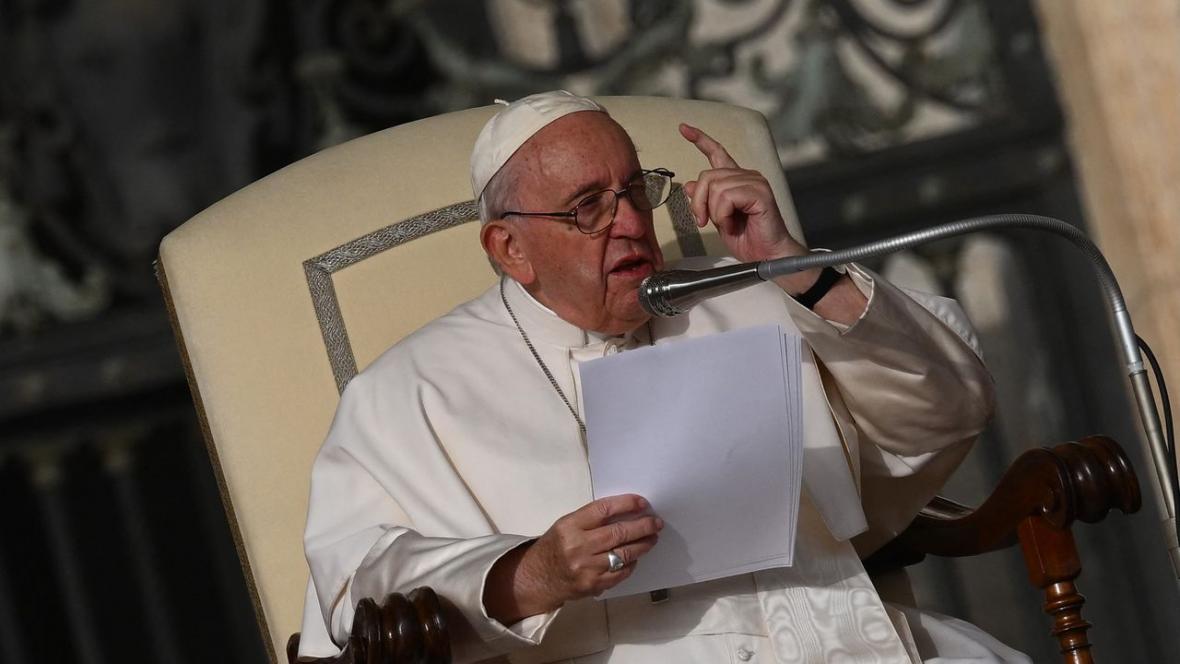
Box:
[864,435,1142,664]
[865,435,1140,572]
[287,587,451,664]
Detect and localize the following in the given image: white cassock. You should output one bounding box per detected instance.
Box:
[298,256,1030,664]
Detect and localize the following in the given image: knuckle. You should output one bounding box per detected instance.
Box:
[553,518,572,536]
[560,540,579,560]
[574,576,596,595]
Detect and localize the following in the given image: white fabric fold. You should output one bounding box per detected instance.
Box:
[299,254,1003,663]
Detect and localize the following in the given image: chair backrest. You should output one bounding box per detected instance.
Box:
[157,96,803,661]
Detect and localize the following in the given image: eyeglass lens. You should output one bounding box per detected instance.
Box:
[575,171,672,233]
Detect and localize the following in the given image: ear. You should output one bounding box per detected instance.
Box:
[481,220,536,285]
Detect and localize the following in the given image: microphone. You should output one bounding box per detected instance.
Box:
[638,262,763,317]
[638,251,835,318]
[639,213,1180,585]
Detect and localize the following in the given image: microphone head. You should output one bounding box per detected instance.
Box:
[639,263,765,318]
[638,271,687,318]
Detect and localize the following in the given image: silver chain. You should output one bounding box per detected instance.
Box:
[500,277,588,436]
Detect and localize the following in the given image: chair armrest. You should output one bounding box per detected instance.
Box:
[287,587,451,664]
[864,435,1141,575]
[864,435,1142,663]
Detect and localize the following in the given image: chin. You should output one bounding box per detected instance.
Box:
[597,285,653,335]
[619,302,653,331]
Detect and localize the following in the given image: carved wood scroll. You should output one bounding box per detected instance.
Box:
[865,435,1141,664]
[288,587,451,664]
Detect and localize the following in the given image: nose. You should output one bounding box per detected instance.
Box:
[609,192,651,240]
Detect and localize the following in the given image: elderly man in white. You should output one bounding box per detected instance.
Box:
[298,91,1027,663]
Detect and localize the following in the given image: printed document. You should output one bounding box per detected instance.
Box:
[579,324,804,599]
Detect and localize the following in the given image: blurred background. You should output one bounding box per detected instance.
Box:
[3,0,1180,662]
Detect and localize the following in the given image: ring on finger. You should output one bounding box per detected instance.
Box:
[606,549,625,573]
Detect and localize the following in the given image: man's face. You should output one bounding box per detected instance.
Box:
[504,112,665,335]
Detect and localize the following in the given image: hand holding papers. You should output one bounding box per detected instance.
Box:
[579,325,804,599]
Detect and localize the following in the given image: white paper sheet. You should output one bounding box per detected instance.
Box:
[580,324,804,598]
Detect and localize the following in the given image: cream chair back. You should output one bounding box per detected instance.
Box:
[157,96,802,661]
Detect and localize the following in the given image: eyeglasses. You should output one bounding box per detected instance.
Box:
[502,168,675,235]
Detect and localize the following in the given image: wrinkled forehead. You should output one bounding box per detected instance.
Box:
[512,113,641,193]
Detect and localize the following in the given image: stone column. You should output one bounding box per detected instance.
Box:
[1034,1,1180,475]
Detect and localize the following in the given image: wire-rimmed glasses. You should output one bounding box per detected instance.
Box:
[502,168,675,234]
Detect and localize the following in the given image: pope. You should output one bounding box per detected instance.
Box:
[298,91,1024,663]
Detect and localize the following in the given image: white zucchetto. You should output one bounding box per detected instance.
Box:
[469,90,607,203]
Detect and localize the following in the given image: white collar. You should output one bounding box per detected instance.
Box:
[504,278,649,349]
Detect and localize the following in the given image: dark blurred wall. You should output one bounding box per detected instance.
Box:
[0,1,1173,662]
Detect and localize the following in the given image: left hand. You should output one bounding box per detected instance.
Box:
[679,123,805,264]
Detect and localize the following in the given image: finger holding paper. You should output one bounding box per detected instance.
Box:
[557,494,663,592]
[484,493,663,624]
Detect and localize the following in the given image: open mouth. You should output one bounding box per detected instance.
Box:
[609,256,654,278]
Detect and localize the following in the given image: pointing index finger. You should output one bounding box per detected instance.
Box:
[679,123,740,169]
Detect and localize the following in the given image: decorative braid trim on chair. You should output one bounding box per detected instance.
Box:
[302,188,703,393]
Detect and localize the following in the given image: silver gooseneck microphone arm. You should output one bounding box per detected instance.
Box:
[639,212,1180,581]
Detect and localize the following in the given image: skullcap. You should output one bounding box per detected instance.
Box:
[470,90,607,205]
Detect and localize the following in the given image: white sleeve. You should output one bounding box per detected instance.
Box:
[785,264,995,456]
[783,264,996,553]
[299,375,560,662]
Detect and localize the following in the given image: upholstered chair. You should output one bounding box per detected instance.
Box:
[158,97,1140,664]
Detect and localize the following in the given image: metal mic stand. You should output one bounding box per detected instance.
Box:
[643,213,1180,583]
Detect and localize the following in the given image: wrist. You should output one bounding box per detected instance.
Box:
[486,541,549,625]
[492,541,568,625]
[750,237,803,264]
[788,266,843,310]
[772,266,826,299]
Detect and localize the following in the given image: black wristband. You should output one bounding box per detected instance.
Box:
[791,266,842,310]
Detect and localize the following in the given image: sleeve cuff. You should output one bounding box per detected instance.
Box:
[329,549,562,647]
[476,539,563,645]
[338,531,563,659]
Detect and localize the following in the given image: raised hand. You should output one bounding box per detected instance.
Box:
[678,123,865,321]
[484,493,663,624]
[678,123,807,264]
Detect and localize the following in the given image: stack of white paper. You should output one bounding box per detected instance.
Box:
[580,324,804,599]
